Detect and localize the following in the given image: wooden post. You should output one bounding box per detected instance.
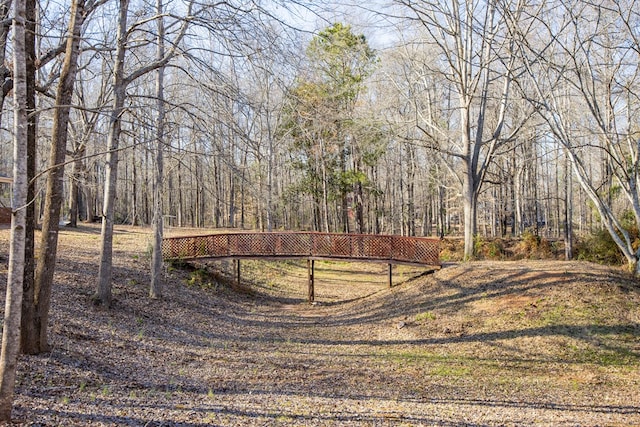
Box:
[388,263,393,288]
[236,259,241,287]
[308,258,315,303]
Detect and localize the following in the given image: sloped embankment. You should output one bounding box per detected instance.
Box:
[319,261,640,367]
[1,225,639,425]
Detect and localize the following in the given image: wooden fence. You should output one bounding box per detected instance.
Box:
[0,208,10,224]
[162,232,440,302]
[162,232,440,266]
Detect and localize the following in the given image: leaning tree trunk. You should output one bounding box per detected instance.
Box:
[0,0,28,419]
[22,0,86,354]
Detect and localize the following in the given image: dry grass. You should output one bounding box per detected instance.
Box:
[0,224,639,426]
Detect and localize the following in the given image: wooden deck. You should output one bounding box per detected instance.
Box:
[162,231,441,302]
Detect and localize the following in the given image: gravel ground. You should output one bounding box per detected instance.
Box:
[1,224,639,426]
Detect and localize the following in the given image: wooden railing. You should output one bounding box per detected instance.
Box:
[162,232,440,266]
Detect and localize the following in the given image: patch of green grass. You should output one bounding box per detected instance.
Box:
[383,350,449,365]
[167,260,187,271]
[415,311,436,322]
[381,349,553,384]
[186,268,219,291]
[431,365,471,377]
[569,345,640,367]
[539,303,567,325]
[101,385,110,396]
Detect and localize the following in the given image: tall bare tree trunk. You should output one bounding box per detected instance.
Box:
[0,0,11,127]
[462,173,478,261]
[266,137,274,231]
[0,0,28,419]
[398,0,525,258]
[20,0,36,355]
[150,0,166,299]
[96,0,129,307]
[320,140,330,233]
[405,144,416,236]
[84,175,96,222]
[68,144,86,227]
[95,0,190,304]
[564,152,573,260]
[22,0,86,353]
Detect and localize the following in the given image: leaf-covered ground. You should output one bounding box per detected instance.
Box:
[1,224,639,426]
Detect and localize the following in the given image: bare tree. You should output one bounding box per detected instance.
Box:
[0,0,11,126]
[0,0,28,418]
[95,0,191,307]
[67,77,110,227]
[20,0,37,359]
[94,0,130,307]
[393,0,530,259]
[521,0,640,273]
[21,0,89,355]
[150,0,167,299]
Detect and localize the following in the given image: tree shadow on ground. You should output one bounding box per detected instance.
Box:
[17,257,640,426]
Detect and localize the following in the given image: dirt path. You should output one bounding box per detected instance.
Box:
[1,225,639,426]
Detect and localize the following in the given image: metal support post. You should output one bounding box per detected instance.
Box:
[308,259,315,303]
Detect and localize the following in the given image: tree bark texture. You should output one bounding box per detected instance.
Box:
[0,0,12,131]
[23,0,86,353]
[96,0,191,305]
[19,0,37,354]
[150,0,166,299]
[96,0,129,307]
[0,0,28,419]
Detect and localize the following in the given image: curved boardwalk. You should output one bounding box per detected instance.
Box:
[162,232,441,302]
[162,231,440,266]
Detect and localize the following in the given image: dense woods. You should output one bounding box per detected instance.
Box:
[0,1,636,244]
[1,0,640,421]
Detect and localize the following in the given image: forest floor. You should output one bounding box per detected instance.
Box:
[0,224,639,426]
